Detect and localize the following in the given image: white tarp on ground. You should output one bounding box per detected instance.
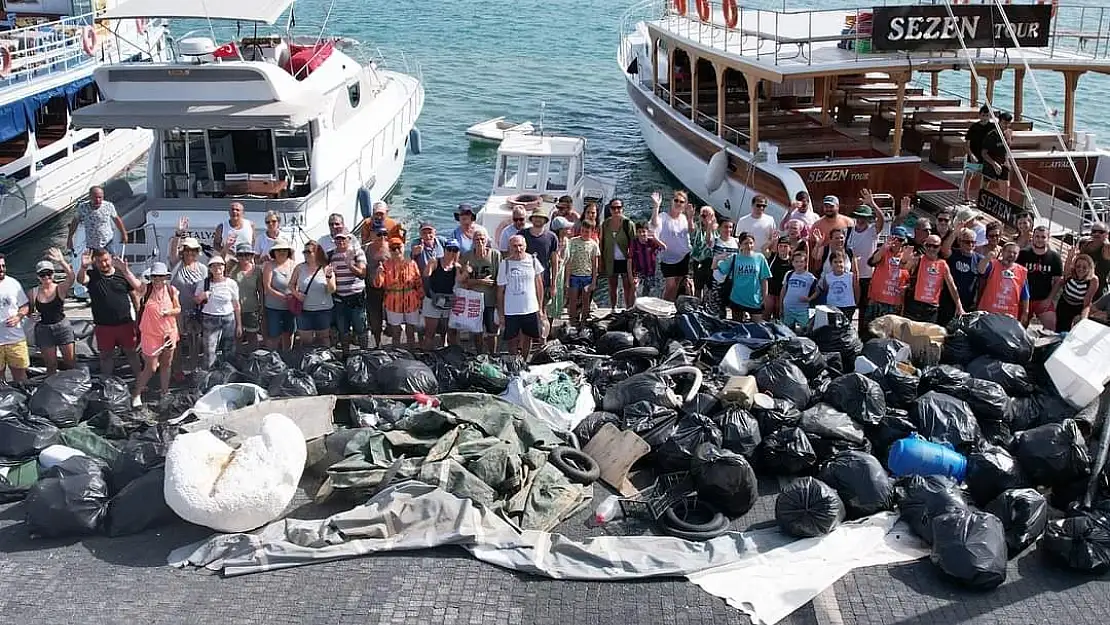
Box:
[169,481,927,624]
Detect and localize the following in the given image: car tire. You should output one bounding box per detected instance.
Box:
[660,500,730,540]
[549,446,601,484]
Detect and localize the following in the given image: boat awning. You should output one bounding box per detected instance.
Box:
[71,99,318,130]
[102,0,292,24]
[0,76,95,143]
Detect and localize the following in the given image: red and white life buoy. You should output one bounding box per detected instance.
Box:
[696,0,710,22]
[673,0,687,16]
[723,0,739,28]
[81,26,98,56]
[135,18,147,34]
[0,48,11,78]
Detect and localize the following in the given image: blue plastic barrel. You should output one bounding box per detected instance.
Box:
[887,435,967,481]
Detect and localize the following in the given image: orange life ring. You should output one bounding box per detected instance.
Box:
[0,48,11,78]
[81,26,97,56]
[696,0,710,21]
[723,0,738,28]
[673,0,687,15]
[135,18,147,34]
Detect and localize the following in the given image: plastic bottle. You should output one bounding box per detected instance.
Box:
[591,495,623,526]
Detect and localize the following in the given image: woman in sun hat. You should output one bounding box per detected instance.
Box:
[195,255,241,370]
[262,238,298,350]
[168,218,208,381]
[131,261,180,406]
[28,248,76,375]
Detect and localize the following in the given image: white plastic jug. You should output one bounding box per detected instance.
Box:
[1045,319,1110,409]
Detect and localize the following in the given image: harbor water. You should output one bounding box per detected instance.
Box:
[4,0,1108,282]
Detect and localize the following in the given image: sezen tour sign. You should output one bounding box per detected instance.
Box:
[870,5,1052,51]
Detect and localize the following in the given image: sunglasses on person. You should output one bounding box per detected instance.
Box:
[755,203,768,208]
[265,219,279,225]
[672,198,686,204]
[924,243,940,249]
[1094,229,1108,235]
[611,205,623,211]
[513,217,525,223]
[37,271,52,278]
[937,217,950,223]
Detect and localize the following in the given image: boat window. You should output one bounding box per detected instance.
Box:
[524,156,542,190]
[72,84,99,110]
[0,131,29,177]
[34,95,67,149]
[275,126,312,198]
[348,82,361,109]
[499,155,521,188]
[545,157,569,192]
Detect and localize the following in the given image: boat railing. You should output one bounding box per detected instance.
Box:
[1011,163,1110,235]
[641,0,1110,65]
[653,83,751,149]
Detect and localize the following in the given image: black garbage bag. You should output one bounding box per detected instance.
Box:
[416,346,468,392]
[24,456,109,538]
[824,373,886,426]
[193,362,244,394]
[0,415,58,459]
[818,450,894,518]
[267,368,318,398]
[104,468,177,537]
[752,337,826,379]
[311,361,347,394]
[759,427,817,475]
[604,372,679,413]
[375,358,438,395]
[657,414,722,472]
[874,364,920,409]
[941,330,977,366]
[0,384,27,419]
[573,411,622,447]
[348,396,407,429]
[965,445,1029,507]
[963,379,1010,425]
[1012,419,1090,487]
[29,369,92,428]
[967,356,1033,396]
[683,392,721,418]
[1006,387,1078,431]
[912,391,980,452]
[775,476,845,537]
[714,407,761,458]
[809,309,864,364]
[345,350,398,394]
[752,396,801,436]
[868,410,916,464]
[862,338,912,370]
[241,349,288,388]
[596,331,636,355]
[299,347,338,372]
[917,365,972,397]
[110,425,176,494]
[1042,509,1110,572]
[691,443,758,518]
[985,488,1047,557]
[929,510,1008,589]
[960,311,1033,364]
[800,403,869,461]
[895,475,969,544]
[84,376,132,421]
[623,401,680,450]
[755,360,812,408]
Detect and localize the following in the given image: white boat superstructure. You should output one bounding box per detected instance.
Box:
[476,133,616,243]
[466,116,535,144]
[0,3,167,245]
[72,0,424,269]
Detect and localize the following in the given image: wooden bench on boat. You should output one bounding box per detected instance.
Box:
[926,125,1043,166]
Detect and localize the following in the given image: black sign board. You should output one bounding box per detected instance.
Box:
[977,189,1024,227]
[871,5,1052,51]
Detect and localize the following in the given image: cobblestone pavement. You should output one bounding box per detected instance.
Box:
[3,473,1109,625]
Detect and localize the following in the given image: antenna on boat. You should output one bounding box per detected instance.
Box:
[539,101,546,136]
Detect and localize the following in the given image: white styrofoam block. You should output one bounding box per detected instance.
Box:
[1045,319,1110,409]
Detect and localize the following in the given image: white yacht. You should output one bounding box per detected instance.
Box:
[0,0,166,245]
[72,0,424,267]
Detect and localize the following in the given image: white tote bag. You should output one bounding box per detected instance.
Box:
[448,287,485,334]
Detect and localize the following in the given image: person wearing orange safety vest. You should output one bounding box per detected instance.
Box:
[903,234,965,323]
[977,241,1031,324]
[865,226,912,326]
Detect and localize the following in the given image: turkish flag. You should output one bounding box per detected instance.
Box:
[212,42,239,59]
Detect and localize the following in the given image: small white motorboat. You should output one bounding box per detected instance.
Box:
[466,116,535,144]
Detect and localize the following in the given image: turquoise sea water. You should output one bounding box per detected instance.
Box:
[6,0,1109,281]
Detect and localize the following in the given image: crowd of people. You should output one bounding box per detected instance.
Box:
[8,183,1110,405]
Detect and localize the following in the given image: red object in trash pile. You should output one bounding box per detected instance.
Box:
[413,393,440,407]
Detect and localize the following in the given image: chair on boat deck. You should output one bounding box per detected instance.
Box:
[282,150,310,195]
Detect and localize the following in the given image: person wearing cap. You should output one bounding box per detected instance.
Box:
[77,247,143,379]
[902,234,965,324]
[194,255,241,370]
[373,236,423,346]
[66,185,127,254]
[939,226,984,326]
[811,194,855,243]
[330,231,369,353]
[213,201,255,258]
[552,195,580,223]
[364,225,390,348]
[229,241,263,351]
[865,226,913,326]
[545,216,572,322]
[262,238,298,351]
[497,207,528,252]
[412,221,446,278]
[451,203,478,254]
[254,210,284,260]
[317,213,347,255]
[458,226,501,352]
[131,261,180,406]
[169,216,209,379]
[523,207,559,307]
[736,195,777,255]
[977,241,1030,324]
[781,190,819,231]
[1017,225,1063,330]
[981,111,1014,196]
[845,190,890,332]
[358,201,404,246]
[599,199,636,310]
[422,238,461,349]
[28,248,76,376]
[650,190,693,301]
[497,234,546,356]
[291,241,336,346]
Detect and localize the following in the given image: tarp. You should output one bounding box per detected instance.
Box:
[103,0,292,23]
[0,76,96,143]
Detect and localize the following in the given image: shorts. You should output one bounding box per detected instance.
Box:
[964,161,984,173]
[264,307,296,337]
[241,309,261,334]
[660,254,690,279]
[332,296,368,335]
[140,332,176,359]
[637,274,661,297]
[481,307,498,335]
[297,308,332,332]
[729,303,764,318]
[610,259,628,276]
[983,164,1010,181]
[691,258,714,291]
[569,275,593,290]
[94,321,138,353]
[34,321,75,348]
[1030,298,1055,317]
[782,307,811,327]
[904,299,939,324]
[422,295,453,319]
[0,340,29,369]
[386,309,422,327]
[502,312,541,340]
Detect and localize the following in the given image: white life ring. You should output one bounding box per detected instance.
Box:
[135,18,147,34]
[81,26,97,56]
[0,47,11,78]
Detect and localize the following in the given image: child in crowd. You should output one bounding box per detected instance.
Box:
[715,231,771,321]
[815,249,859,320]
[565,219,601,327]
[765,236,794,320]
[629,221,666,297]
[780,250,817,327]
[373,237,423,346]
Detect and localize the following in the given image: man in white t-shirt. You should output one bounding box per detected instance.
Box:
[845,200,885,333]
[735,194,778,253]
[496,234,545,357]
[0,254,29,381]
[780,190,821,230]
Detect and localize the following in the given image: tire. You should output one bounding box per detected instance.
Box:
[610,346,659,361]
[660,500,730,540]
[549,446,600,484]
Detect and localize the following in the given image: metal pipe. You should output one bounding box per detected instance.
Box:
[1084,387,1110,509]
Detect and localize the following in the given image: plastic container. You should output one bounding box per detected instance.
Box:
[887,435,967,481]
[591,494,623,526]
[38,444,86,469]
[1045,318,1110,409]
[721,375,758,408]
